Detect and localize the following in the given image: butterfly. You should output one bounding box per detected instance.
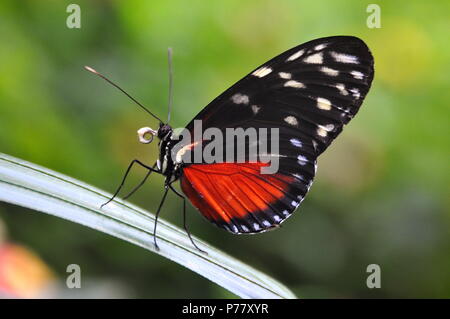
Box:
[86,36,374,252]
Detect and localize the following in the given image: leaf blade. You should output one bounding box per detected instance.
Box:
[0,153,296,299]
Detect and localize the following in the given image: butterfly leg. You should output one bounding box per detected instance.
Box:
[153,186,169,251]
[169,184,207,254]
[101,159,159,209]
[123,162,157,200]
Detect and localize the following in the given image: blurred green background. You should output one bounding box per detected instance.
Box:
[0,0,449,298]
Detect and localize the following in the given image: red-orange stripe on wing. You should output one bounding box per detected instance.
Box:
[181,162,294,226]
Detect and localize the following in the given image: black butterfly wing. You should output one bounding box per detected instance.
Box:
[179,36,374,234]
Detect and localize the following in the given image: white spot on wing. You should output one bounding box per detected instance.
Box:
[274,215,281,222]
[351,70,364,79]
[317,127,328,137]
[284,80,305,88]
[314,43,328,51]
[251,104,260,114]
[278,72,292,79]
[291,200,299,207]
[350,88,360,99]
[330,51,359,64]
[336,83,348,95]
[284,115,298,126]
[231,93,249,105]
[303,52,323,64]
[241,225,249,232]
[297,155,308,165]
[262,220,271,227]
[318,124,335,132]
[317,97,332,110]
[290,138,302,148]
[282,210,290,216]
[287,49,305,61]
[253,223,261,231]
[252,66,272,78]
[320,66,339,76]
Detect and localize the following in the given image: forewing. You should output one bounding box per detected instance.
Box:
[184,36,374,156]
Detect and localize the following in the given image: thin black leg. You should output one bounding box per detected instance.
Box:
[153,186,169,251]
[101,159,159,209]
[123,162,157,200]
[169,184,207,254]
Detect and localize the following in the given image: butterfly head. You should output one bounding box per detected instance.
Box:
[157,123,173,139]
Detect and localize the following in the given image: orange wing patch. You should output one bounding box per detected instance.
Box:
[181,162,295,233]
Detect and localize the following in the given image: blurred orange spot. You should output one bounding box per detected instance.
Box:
[0,243,54,298]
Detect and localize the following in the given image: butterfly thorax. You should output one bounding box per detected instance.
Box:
[156,124,181,183]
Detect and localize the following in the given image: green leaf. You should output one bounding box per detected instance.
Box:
[0,153,296,299]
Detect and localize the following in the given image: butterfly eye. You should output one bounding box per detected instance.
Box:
[137,127,157,144]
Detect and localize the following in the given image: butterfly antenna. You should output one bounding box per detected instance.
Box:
[84,66,163,124]
[167,47,174,124]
